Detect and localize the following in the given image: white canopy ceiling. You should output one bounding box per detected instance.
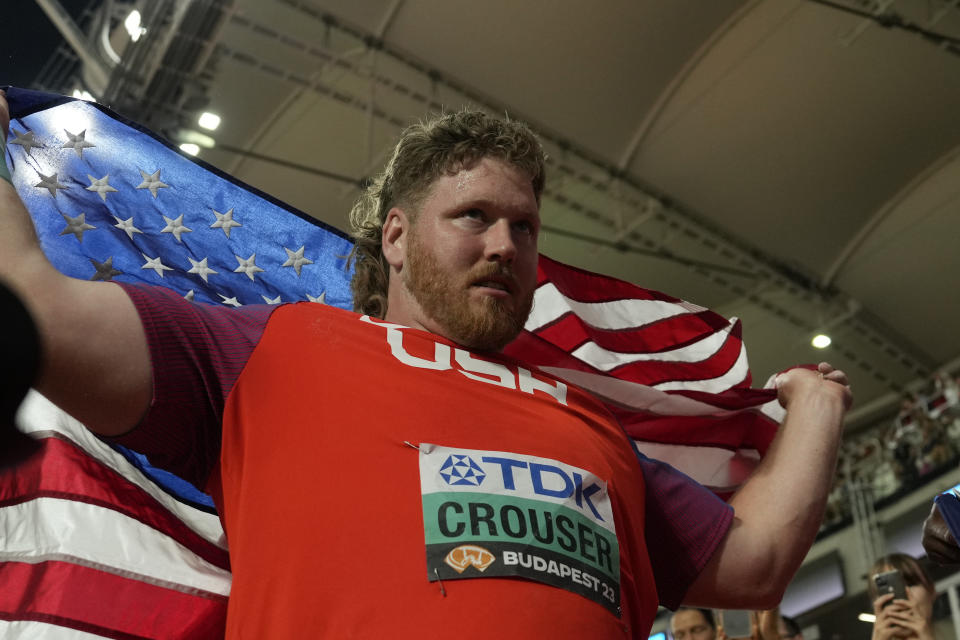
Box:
[129,0,960,428]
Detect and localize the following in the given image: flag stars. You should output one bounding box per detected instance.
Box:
[141,253,173,278]
[35,172,69,197]
[186,256,218,282]
[281,245,313,276]
[86,174,118,201]
[62,129,95,158]
[113,216,143,240]
[9,128,44,154]
[233,253,264,281]
[210,208,241,238]
[307,291,326,304]
[60,212,96,242]
[218,294,242,308]
[89,257,122,281]
[262,294,282,305]
[184,290,196,301]
[161,214,193,242]
[136,169,169,198]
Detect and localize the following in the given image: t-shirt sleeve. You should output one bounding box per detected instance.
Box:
[111,282,276,488]
[634,446,734,610]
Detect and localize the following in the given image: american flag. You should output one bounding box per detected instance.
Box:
[1,87,780,638]
[507,254,783,495]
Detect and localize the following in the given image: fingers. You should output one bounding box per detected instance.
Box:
[820,363,849,384]
[776,363,851,397]
[883,609,919,628]
[816,361,854,409]
[874,592,895,613]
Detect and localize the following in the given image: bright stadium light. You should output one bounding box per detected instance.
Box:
[812,334,832,349]
[125,10,146,42]
[179,143,200,156]
[179,129,216,148]
[198,112,221,131]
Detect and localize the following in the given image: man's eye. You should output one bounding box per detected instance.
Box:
[514,220,535,234]
[462,208,484,220]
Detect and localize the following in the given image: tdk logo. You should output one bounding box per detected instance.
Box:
[440,455,486,487]
[440,452,606,522]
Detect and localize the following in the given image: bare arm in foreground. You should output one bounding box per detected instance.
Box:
[0,90,151,436]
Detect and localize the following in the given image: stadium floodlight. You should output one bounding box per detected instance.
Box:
[125,10,146,42]
[198,112,221,131]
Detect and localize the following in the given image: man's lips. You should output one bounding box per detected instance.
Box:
[471,276,514,294]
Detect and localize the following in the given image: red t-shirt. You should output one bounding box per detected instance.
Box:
[116,284,733,639]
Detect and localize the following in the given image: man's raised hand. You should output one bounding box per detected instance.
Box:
[775,362,853,412]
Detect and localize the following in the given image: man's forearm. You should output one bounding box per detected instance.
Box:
[0,107,153,436]
[0,176,61,306]
[0,97,56,300]
[729,384,846,584]
[683,366,850,608]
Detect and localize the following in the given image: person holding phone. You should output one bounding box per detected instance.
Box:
[867,554,936,640]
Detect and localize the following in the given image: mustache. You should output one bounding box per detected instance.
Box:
[467,264,521,289]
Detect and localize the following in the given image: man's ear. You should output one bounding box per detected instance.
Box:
[382,207,408,271]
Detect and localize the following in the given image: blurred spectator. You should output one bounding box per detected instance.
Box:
[917,416,954,475]
[866,554,935,640]
[715,609,783,640]
[816,369,960,534]
[670,608,717,640]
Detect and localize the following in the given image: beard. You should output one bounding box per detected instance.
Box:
[404,233,533,352]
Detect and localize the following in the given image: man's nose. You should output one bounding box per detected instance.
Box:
[484,218,517,263]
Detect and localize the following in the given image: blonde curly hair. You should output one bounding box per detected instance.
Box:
[348,109,546,318]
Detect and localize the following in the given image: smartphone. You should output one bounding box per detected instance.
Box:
[719,609,752,639]
[873,569,908,602]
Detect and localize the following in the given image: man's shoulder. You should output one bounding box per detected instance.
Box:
[271,299,362,323]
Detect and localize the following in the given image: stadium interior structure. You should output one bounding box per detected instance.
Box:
[18,0,960,638]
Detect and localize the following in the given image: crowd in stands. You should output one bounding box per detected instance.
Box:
[821,372,960,532]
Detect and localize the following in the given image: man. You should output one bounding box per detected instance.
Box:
[671,608,717,640]
[0,92,851,638]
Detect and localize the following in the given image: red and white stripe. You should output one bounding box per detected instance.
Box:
[505,255,783,493]
[0,391,230,639]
